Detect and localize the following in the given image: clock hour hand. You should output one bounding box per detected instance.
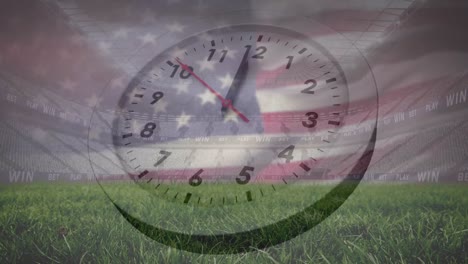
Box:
[221,59,249,115]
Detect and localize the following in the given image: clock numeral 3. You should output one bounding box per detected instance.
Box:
[302,112,318,128]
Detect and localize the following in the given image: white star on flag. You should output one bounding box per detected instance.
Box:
[89,126,103,140]
[113,28,129,39]
[110,77,126,89]
[131,120,143,135]
[170,47,187,59]
[195,59,215,72]
[218,73,233,89]
[31,127,48,141]
[153,99,168,114]
[197,90,217,105]
[197,32,212,41]
[223,110,239,123]
[139,33,157,45]
[59,79,77,91]
[176,112,192,129]
[174,81,189,94]
[166,22,185,33]
[223,47,239,59]
[97,41,111,54]
[85,94,102,107]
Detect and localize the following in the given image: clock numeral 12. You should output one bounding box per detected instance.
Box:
[244,45,267,59]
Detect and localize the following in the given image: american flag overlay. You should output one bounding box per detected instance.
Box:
[0,0,467,262]
[0,0,466,184]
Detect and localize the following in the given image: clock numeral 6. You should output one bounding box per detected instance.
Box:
[140,122,157,138]
[189,169,203,187]
[302,112,318,128]
[236,166,254,185]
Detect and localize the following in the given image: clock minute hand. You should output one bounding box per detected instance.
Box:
[221,58,249,115]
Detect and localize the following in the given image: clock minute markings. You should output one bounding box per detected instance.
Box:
[246,191,252,202]
[138,170,149,179]
[183,193,192,204]
[122,133,133,139]
[299,162,311,172]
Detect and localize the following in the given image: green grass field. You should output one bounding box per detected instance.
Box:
[0,183,467,263]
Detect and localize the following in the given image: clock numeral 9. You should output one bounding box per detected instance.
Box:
[189,169,203,187]
[302,112,318,128]
[150,92,164,104]
[140,122,156,138]
[236,166,254,185]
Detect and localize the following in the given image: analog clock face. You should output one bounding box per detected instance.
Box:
[115,24,348,206]
[88,17,378,254]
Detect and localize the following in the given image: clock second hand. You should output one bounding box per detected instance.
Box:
[175,58,250,123]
